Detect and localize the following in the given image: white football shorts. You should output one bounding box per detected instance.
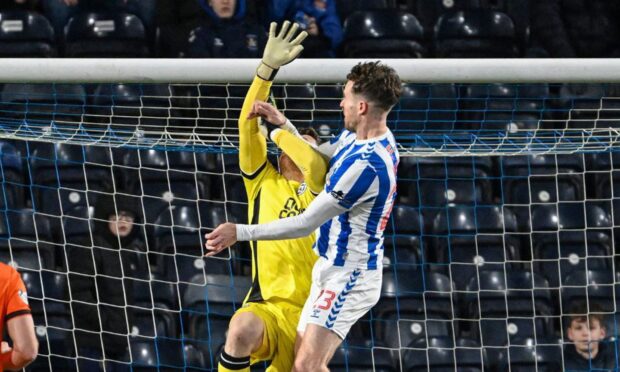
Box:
[297,256,383,339]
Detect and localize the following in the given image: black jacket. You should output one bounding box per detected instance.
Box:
[67,194,148,359]
[531,0,620,57]
[563,342,616,371]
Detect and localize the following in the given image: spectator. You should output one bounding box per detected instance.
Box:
[531,0,620,57]
[42,0,156,39]
[67,193,148,363]
[266,0,342,57]
[563,301,615,371]
[187,0,267,58]
[156,0,209,57]
[0,0,40,11]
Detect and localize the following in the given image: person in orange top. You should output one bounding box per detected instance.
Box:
[0,262,38,371]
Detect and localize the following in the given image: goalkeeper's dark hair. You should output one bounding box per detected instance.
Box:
[346,61,401,111]
[298,127,322,145]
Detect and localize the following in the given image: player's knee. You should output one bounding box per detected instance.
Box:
[226,312,264,352]
[293,352,328,372]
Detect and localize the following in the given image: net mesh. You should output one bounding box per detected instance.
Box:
[0,81,619,371]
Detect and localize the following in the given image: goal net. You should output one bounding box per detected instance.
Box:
[2,58,620,371]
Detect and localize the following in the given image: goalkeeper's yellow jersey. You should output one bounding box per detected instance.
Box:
[238,76,327,308]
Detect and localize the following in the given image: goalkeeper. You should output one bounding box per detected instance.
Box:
[216,21,328,372]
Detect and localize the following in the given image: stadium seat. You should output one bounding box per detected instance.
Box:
[496,338,562,372]
[499,154,585,209]
[183,274,251,353]
[279,83,315,122]
[129,337,185,370]
[0,11,56,57]
[561,269,615,314]
[397,156,494,209]
[0,208,55,271]
[402,337,486,372]
[153,204,236,281]
[64,12,149,57]
[434,9,519,58]
[328,341,396,372]
[342,10,425,58]
[383,205,422,269]
[372,268,454,348]
[128,280,181,338]
[392,83,458,134]
[87,83,170,137]
[0,83,86,132]
[429,206,521,289]
[554,83,611,129]
[531,203,612,288]
[335,0,391,22]
[462,83,551,132]
[407,0,482,42]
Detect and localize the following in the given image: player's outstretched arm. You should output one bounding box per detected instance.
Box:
[205,190,345,255]
[238,21,307,178]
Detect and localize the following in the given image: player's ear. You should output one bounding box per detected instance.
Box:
[358,100,368,115]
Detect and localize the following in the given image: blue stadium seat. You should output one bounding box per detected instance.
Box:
[88,83,170,137]
[561,270,615,314]
[183,274,251,354]
[0,208,55,271]
[531,203,612,288]
[429,206,520,287]
[462,83,551,132]
[555,84,608,129]
[372,268,453,348]
[402,337,486,372]
[342,10,425,58]
[153,204,235,281]
[64,12,149,57]
[128,280,181,338]
[392,83,458,134]
[499,154,585,209]
[496,338,562,372]
[328,341,396,372]
[383,205,422,270]
[129,337,185,371]
[434,9,519,57]
[279,83,315,122]
[397,156,494,208]
[0,11,56,57]
[0,83,86,132]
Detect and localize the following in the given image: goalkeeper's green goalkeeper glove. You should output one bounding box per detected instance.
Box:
[257,21,308,81]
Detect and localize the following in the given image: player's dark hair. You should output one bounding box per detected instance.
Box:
[566,300,606,329]
[346,61,401,111]
[298,127,322,145]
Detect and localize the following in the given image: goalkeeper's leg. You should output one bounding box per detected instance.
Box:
[218,312,265,372]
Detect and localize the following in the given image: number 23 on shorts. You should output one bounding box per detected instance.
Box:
[313,289,336,310]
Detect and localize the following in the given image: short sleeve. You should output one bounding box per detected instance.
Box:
[6,272,31,320]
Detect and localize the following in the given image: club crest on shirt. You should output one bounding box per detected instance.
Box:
[18,289,29,305]
[246,34,258,51]
[297,182,307,195]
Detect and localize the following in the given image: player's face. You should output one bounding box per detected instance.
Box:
[108,211,135,238]
[340,81,361,132]
[280,134,318,181]
[209,0,236,19]
[567,318,605,354]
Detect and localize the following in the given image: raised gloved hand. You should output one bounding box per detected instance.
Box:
[257,21,308,81]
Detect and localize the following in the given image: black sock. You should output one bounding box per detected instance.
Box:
[219,349,250,370]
